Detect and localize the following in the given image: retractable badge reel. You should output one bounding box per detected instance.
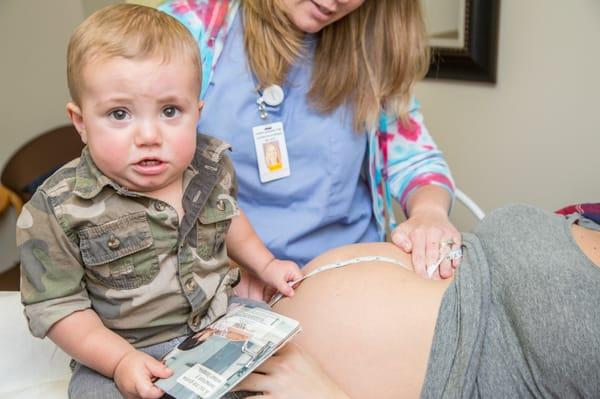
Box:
[257,85,284,119]
[253,84,290,183]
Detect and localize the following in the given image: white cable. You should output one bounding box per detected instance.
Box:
[455,188,485,221]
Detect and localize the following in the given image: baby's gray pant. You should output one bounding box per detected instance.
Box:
[69,335,186,399]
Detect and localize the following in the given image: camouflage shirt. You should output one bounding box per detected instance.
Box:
[17,134,240,348]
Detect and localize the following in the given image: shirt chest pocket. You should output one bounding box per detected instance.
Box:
[78,212,159,290]
[196,196,237,260]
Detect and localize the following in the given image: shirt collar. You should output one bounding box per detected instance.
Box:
[72,147,117,199]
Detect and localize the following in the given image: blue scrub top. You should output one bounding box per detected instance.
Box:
[198,14,378,266]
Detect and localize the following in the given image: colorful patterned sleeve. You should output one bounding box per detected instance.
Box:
[382,97,455,216]
[158,0,237,100]
[158,1,210,44]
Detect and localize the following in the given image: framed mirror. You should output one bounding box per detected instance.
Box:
[422,0,500,83]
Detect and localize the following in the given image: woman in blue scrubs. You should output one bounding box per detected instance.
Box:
[160,0,459,296]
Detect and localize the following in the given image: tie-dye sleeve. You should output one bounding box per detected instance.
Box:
[159,0,236,100]
[383,97,455,216]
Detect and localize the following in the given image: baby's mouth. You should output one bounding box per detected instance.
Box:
[137,158,163,166]
[134,158,167,175]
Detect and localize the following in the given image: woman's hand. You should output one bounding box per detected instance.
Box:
[391,187,461,280]
[113,350,172,399]
[233,343,350,399]
[392,208,461,279]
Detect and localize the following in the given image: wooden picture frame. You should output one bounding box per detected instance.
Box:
[425,0,501,83]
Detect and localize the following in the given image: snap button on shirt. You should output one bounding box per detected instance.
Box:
[107,235,121,250]
[191,313,201,327]
[216,199,226,211]
[154,202,166,212]
[185,278,197,293]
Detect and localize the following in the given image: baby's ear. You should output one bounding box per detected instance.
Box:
[66,102,88,144]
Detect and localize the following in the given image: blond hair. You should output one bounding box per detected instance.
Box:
[242,0,429,131]
[67,3,201,104]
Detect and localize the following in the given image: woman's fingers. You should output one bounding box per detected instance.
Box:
[234,344,349,399]
[392,218,462,279]
[434,232,462,279]
[425,230,443,276]
[233,372,270,393]
[391,228,412,252]
[410,229,428,277]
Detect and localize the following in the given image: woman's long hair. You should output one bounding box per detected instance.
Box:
[242,0,430,131]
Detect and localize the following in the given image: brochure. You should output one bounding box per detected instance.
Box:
[156,303,301,399]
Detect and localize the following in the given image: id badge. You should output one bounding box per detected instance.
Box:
[252,122,291,183]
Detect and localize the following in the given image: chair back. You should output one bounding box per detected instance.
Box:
[0,125,83,290]
[1,125,84,203]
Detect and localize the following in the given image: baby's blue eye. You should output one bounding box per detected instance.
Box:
[163,106,179,118]
[110,109,128,120]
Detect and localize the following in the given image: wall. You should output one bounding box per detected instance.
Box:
[0,1,80,165]
[414,0,600,231]
[0,1,83,271]
[0,0,120,271]
[1,1,599,270]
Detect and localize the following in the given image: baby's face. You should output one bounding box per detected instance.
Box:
[70,56,201,198]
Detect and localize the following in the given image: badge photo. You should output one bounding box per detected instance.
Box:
[252,122,291,183]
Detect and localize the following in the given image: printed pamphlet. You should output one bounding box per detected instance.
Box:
[155,303,301,399]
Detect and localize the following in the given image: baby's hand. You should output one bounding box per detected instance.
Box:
[114,350,172,399]
[262,259,303,298]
